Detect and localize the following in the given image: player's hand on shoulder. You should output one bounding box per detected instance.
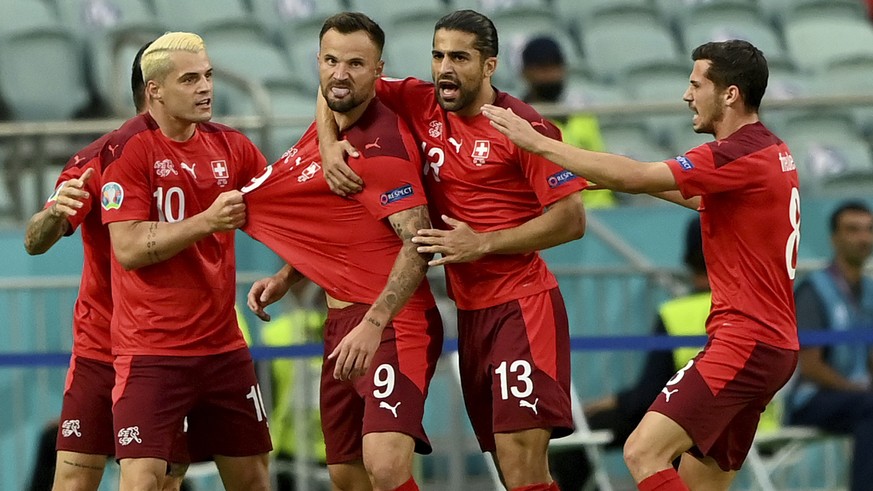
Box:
[321,139,363,197]
[205,190,246,232]
[481,104,542,153]
[50,167,95,218]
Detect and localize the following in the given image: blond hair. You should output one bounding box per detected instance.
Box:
[141,32,206,82]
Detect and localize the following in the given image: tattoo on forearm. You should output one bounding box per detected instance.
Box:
[145,222,162,264]
[24,209,67,253]
[61,459,104,471]
[366,316,383,328]
[376,206,432,316]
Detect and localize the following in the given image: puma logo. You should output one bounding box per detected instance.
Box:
[448,137,463,153]
[365,137,381,150]
[379,401,401,418]
[661,387,679,402]
[531,119,547,128]
[180,162,197,178]
[519,398,539,415]
[72,155,85,165]
[108,144,120,156]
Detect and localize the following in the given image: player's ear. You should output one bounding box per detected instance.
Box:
[483,56,498,79]
[375,59,384,78]
[146,80,161,102]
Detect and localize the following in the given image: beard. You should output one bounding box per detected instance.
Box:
[434,77,478,113]
[323,84,364,113]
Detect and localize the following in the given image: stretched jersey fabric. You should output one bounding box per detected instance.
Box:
[242,99,435,310]
[375,77,587,310]
[665,122,800,351]
[46,133,114,362]
[101,113,266,356]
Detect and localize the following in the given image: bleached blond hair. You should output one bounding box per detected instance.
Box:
[141,32,206,83]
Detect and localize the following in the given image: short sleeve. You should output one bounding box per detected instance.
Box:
[375,77,431,118]
[517,128,588,207]
[350,155,428,220]
[101,140,153,224]
[666,141,753,198]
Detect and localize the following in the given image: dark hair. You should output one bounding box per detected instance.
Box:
[683,215,706,275]
[319,12,385,55]
[522,36,564,68]
[691,40,768,111]
[435,9,498,59]
[131,40,153,113]
[829,200,872,234]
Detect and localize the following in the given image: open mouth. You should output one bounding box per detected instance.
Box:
[196,98,211,109]
[438,79,459,100]
[330,84,351,98]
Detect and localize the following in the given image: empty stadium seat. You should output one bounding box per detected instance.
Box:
[599,122,674,163]
[0,28,91,120]
[813,55,873,133]
[0,0,62,35]
[383,14,446,82]
[579,6,683,82]
[681,2,790,66]
[653,0,759,26]
[56,0,159,40]
[783,4,873,72]
[250,0,346,32]
[348,0,449,24]
[152,0,254,32]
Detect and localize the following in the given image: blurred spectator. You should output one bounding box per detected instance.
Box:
[787,200,873,491]
[520,36,617,209]
[550,215,707,490]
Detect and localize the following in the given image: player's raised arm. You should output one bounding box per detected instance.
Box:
[108,190,245,270]
[483,104,678,194]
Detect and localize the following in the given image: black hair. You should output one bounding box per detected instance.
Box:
[434,9,498,59]
[691,39,768,111]
[131,40,153,113]
[829,200,873,234]
[319,12,385,55]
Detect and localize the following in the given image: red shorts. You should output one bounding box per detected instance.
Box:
[320,304,443,465]
[648,338,798,471]
[112,348,272,462]
[57,355,115,455]
[457,287,574,452]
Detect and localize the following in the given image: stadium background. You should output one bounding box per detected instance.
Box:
[1,0,872,489]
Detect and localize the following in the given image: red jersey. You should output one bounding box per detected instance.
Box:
[375,77,587,310]
[242,99,435,310]
[100,113,266,356]
[666,122,800,350]
[46,134,114,362]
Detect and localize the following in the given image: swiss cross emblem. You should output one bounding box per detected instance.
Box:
[471,140,491,166]
[211,160,229,187]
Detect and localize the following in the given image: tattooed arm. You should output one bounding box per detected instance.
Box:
[108,190,246,270]
[328,205,433,380]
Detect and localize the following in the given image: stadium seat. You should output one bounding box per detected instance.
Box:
[0,29,91,120]
[347,0,449,24]
[383,14,446,82]
[766,0,867,25]
[653,0,758,26]
[563,71,630,109]
[460,0,549,14]
[783,5,873,73]
[250,0,346,33]
[780,112,873,195]
[579,6,683,82]
[55,0,159,40]
[622,62,692,146]
[552,0,650,26]
[152,0,253,32]
[278,18,324,94]
[0,0,61,35]
[681,2,790,67]
[813,56,873,133]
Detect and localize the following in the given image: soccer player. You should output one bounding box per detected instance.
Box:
[23,42,188,491]
[242,13,441,491]
[317,10,587,491]
[484,40,800,491]
[100,32,271,491]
